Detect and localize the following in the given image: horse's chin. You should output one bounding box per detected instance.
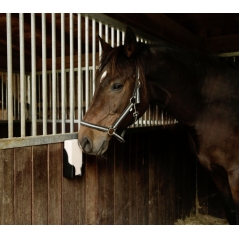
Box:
[80,137,110,156]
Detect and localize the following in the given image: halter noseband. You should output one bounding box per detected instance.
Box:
[80,68,141,143]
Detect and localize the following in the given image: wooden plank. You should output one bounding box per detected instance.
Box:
[136,133,149,225]
[114,137,130,225]
[62,151,86,225]
[97,140,114,225]
[85,154,98,224]
[172,126,197,221]
[14,146,32,224]
[157,129,169,224]
[75,173,86,225]
[32,145,48,225]
[62,173,76,224]
[167,128,177,224]
[48,143,62,224]
[148,131,160,224]
[0,149,14,224]
[128,133,137,224]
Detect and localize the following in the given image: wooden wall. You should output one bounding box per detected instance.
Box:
[0,125,216,225]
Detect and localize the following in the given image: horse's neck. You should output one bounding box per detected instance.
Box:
[146,48,203,125]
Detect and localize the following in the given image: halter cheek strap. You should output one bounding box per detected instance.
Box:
[80,77,141,143]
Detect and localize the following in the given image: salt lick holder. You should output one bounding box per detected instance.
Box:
[63,139,83,178]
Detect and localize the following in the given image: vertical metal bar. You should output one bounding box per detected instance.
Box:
[85,15,89,111]
[56,73,59,120]
[42,13,47,135]
[148,106,151,126]
[161,109,164,125]
[99,21,102,60]
[117,29,120,46]
[49,73,52,119]
[52,13,56,134]
[111,26,114,47]
[13,74,16,120]
[105,24,108,43]
[92,18,96,94]
[81,70,84,117]
[41,14,47,132]
[122,31,125,44]
[69,13,74,133]
[78,14,82,129]
[61,13,66,134]
[7,13,13,138]
[155,105,158,126]
[31,13,37,136]
[19,13,25,137]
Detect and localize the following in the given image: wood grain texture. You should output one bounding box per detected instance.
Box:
[0,149,14,224]
[0,125,221,225]
[128,133,137,225]
[97,140,115,225]
[114,138,130,224]
[32,145,48,225]
[48,143,62,224]
[14,147,32,224]
[85,154,98,224]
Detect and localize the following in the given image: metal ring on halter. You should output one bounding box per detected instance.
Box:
[130,97,136,104]
[107,126,115,136]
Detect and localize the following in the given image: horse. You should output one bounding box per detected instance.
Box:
[78,26,239,225]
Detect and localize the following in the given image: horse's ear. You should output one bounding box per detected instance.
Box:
[98,35,112,52]
[124,27,137,58]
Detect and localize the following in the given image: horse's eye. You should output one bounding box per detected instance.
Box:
[112,83,123,91]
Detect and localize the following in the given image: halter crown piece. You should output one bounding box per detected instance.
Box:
[80,67,141,143]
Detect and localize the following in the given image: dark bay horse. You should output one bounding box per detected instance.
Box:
[78,27,239,225]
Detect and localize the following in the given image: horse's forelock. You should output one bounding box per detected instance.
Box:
[97,44,147,100]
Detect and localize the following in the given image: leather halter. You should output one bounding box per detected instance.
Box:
[80,68,141,143]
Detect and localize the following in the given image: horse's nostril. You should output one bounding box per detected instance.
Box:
[81,137,92,153]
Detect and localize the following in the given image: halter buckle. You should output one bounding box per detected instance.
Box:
[107,126,115,136]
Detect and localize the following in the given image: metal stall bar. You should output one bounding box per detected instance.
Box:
[56,72,60,120]
[20,13,26,137]
[52,13,57,134]
[85,15,89,111]
[105,24,108,43]
[31,13,37,136]
[122,31,125,45]
[92,18,96,94]
[111,26,114,47]
[69,13,74,133]
[13,74,16,120]
[42,13,47,135]
[99,21,102,60]
[6,13,13,138]
[117,28,120,46]
[78,13,82,130]
[61,13,66,134]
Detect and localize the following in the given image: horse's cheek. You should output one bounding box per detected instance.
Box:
[110,102,117,113]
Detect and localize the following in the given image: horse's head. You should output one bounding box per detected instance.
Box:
[78,27,150,155]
